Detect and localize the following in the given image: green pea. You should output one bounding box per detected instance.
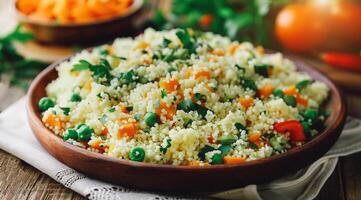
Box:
[129,147,145,162]
[254,64,270,77]
[161,89,167,98]
[194,93,206,102]
[195,104,209,118]
[304,108,318,121]
[217,135,237,145]
[235,123,248,134]
[249,142,258,150]
[38,97,55,111]
[211,153,223,165]
[177,99,196,112]
[283,95,296,107]
[63,129,78,141]
[160,139,171,154]
[70,93,82,102]
[61,107,70,116]
[296,80,311,91]
[218,145,232,156]
[272,89,284,98]
[198,145,215,161]
[144,112,158,127]
[242,79,257,91]
[77,124,93,141]
[302,121,311,136]
[139,77,149,84]
[134,113,142,121]
[270,137,283,151]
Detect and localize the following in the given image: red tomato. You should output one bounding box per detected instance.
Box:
[274,120,305,142]
[320,2,361,51]
[275,4,326,53]
[199,14,213,27]
[275,2,361,52]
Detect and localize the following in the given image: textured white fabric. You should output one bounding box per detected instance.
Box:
[0,97,360,200]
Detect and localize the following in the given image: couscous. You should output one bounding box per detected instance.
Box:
[39,29,329,166]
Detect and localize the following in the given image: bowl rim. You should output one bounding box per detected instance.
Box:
[14,0,144,27]
[27,51,347,171]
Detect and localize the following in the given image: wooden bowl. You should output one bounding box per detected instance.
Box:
[27,53,347,194]
[15,0,144,45]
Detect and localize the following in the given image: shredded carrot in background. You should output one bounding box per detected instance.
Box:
[17,0,134,24]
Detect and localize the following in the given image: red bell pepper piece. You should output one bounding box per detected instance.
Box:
[274,120,305,142]
[321,52,361,72]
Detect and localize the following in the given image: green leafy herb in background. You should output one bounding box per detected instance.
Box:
[0,25,47,90]
[151,0,291,46]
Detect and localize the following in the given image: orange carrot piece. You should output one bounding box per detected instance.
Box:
[283,85,298,96]
[117,122,137,138]
[210,49,225,56]
[159,79,180,93]
[199,14,213,27]
[239,97,254,109]
[195,70,212,80]
[155,101,177,121]
[43,113,63,129]
[259,85,274,99]
[91,140,102,149]
[188,161,210,166]
[227,44,240,55]
[119,103,129,113]
[207,135,215,144]
[296,94,308,107]
[248,132,261,143]
[101,127,109,136]
[223,156,246,164]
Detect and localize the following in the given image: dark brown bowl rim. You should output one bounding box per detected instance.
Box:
[27,51,347,171]
[14,0,143,27]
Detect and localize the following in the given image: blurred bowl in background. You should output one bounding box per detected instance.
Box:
[14,0,144,45]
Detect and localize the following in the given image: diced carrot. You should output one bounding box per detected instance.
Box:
[188,161,210,166]
[119,103,129,113]
[258,85,273,99]
[195,70,212,80]
[155,101,177,121]
[90,140,102,149]
[207,135,215,144]
[159,79,180,93]
[248,132,261,143]
[205,84,214,92]
[239,97,254,109]
[227,44,240,55]
[117,116,131,123]
[223,156,246,164]
[283,85,298,96]
[135,41,149,49]
[100,127,108,136]
[199,14,213,27]
[210,49,225,56]
[117,122,137,139]
[43,113,63,130]
[296,94,308,107]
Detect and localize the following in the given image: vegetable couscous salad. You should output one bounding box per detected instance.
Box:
[39,29,329,166]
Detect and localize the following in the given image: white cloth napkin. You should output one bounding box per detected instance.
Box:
[0,97,360,200]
